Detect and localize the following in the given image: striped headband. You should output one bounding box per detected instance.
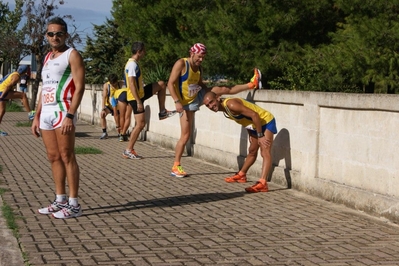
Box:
[190,43,207,54]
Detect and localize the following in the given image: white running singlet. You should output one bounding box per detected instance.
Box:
[40,48,77,130]
[41,48,76,112]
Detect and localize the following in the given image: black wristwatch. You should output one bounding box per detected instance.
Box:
[257,132,264,138]
[66,113,75,119]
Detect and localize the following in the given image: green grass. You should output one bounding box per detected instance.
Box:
[0,187,16,236]
[5,101,23,112]
[74,146,102,154]
[0,167,17,236]
[0,165,30,265]
[0,187,30,265]
[15,121,32,127]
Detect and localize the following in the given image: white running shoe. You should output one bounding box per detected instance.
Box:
[38,201,68,215]
[122,149,143,159]
[52,204,82,219]
[99,132,108,139]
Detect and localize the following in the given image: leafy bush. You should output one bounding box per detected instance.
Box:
[143,65,171,84]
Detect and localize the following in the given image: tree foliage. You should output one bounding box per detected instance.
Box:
[111,0,347,86]
[328,1,399,92]
[5,0,399,94]
[82,18,127,84]
[102,0,399,93]
[0,0,27,68]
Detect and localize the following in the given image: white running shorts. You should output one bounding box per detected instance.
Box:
[39,111,77,130]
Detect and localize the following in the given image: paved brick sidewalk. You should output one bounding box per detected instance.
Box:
[1,112,399,266]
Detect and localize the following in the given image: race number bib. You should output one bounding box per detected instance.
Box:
[188,84,202,97]
[42,88,57,104]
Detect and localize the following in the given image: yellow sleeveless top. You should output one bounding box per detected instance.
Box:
[0,72,19,93]
[114,87,127,99]
[221,98,274,131]
[174,58,202,105]
[104,81,118,107]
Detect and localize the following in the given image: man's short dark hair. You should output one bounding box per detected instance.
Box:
[108,74,118,83]
[131,41,145,55]
[47,17,68,32]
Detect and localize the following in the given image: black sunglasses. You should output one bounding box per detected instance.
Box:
[46,31,66,37]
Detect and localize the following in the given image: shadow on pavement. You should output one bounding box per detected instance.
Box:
[75,132,94,137]
[84,191,246,216]
[180,171,235,177]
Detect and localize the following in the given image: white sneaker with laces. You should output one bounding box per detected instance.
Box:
[122,149,143,159]
[52,204,82,219]
[38,201,68,215]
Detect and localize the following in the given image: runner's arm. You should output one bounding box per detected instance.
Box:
[68,49,86,115]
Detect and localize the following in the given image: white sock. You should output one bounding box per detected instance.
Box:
[69,198,78,207]
[56,194,67,203]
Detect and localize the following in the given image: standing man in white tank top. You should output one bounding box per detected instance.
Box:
[31,17,85,219]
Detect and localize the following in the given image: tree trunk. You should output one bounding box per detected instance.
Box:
[387,85,395,94]
[29,56,43,110]
[364,81,375,93]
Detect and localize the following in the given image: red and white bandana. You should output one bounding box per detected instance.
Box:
[190,43,207,54]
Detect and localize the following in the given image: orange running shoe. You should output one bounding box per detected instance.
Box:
[245,182,268,193]
[250,68,262,90]
[171,165,188,178]
[225,173,247,183]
